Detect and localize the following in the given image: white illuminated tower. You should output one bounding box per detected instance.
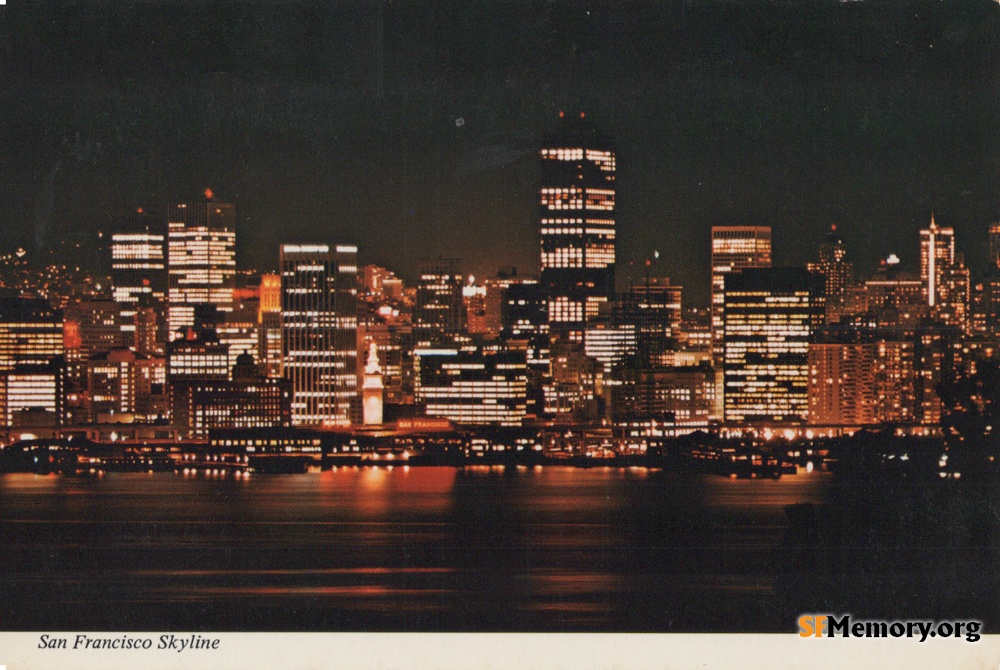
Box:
[919,214,968,329]
[919,214,955,308]
[539,115,616,338]
[362,341,384,425]
[111,209,166,345]
[280,243,358,426]
[166,190,236,338]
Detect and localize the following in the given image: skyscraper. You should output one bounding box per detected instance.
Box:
[919,215,968,329]
[414,258,465,345]
[539,118,616,337]
[723,268,824,424]
[166,192,236,338]
[280,244,358,426]
[110,209,167,345]
[711,226,771,360]
[806,226,854,324]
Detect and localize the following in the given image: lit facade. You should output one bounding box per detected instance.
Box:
[618,277,682,363]
[723,268,824,424]
[281,244,358,426]
[85,349,167,423]
[919,215,969,329]
[166,196,236,337]
[110,210,167,344]
[172,354,292,438]
[0,298,64,371]
[415,348,527,426]
[414,258,465,344]
[806,227,854,324]
[711,226,772,360]
[807,330,877,426]
[0,363,63,428]
[539,122,616,336]
[610,364,716,425]
[63,300,123,361]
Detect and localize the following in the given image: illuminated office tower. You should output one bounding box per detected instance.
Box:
[414,258,465,345]
[166,192,236,337]
[920,215,954,308]
[806,226,854,324]
[414,348,527,426]
[723,268,824,424]
[711,226,771,360]
[110,210,167,344]
[258,273,283,378]
[0,298,63,371]
[281,244,358,426]
[584,322,637,376]
[618,277,682,364]
[0,363,62,428]
[539,118,616,337]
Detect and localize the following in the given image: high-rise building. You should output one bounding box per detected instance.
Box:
[258,273,283,379]
[414,258,465,344]
[711,226,771,360]
[618,276,682,364]
[807,328,877,427]
[919,215,969,329]
[281,244,358,426]
[807,226,854,324]
[539,119,616,336]
[0,298,64,371]
[166,192,236,337]
[110,210,167,345]
[723,268,824,424]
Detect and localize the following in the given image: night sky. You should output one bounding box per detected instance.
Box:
[0,0,997,305]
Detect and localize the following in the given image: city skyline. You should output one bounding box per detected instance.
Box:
[0,1,997,306]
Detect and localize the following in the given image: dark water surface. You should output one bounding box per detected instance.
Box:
[0,466,831,631]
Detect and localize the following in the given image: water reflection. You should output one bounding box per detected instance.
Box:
[0,467,831,631]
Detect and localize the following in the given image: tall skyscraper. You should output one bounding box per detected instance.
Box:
[919,215,968,329]
[723,268,824,424]
[258,273,283,379]
[110,210,167,345]
[414,258,465,344]
[618,276,682,364]
[807,226,854,324]
[711,226,771,359]
[280,244,358,426]
[166,192,236,338]
[539,118,616,337]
